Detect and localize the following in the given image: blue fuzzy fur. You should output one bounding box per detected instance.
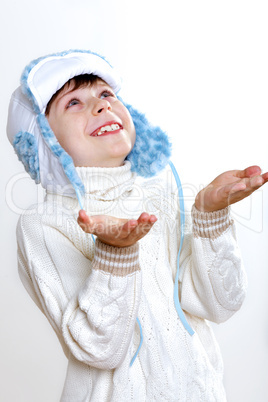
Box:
[13,131,40,183]
[124,103,172,177]
[20,49,112,115]
[37,114,85,196]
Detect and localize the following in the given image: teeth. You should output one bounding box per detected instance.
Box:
[101,126,111,132]
[97,124,120,135]
[111,124,120,130]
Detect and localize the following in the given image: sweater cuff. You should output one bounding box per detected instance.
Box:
[92,238,140,277]
[192,205,233,239]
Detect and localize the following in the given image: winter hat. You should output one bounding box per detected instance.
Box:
[7,50,171,205]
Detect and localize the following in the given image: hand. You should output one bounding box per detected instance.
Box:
[77,210,157,247]
[195,165,268,212]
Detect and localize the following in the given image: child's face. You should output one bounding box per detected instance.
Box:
[46,78,136,168]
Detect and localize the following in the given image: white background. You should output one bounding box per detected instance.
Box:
[1,1,268,401]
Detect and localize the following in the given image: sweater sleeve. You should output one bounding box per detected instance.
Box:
[16,212,141,370]
[178,205,248,324]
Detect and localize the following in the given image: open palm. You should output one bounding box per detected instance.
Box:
[77,210,157,247]
[195,165,268,212]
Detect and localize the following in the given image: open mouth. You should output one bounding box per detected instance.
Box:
[90,122,123,137]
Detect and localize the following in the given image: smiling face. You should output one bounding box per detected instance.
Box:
[46,76,136,168]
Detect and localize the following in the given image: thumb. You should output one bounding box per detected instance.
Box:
[78,209,90,224]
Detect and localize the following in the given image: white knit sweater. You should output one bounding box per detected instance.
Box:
[16,161,247,401]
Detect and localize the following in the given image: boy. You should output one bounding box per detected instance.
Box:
[7,50,268,401]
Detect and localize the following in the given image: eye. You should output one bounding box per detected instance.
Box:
[100,90,116,99]
[66,98,80,108]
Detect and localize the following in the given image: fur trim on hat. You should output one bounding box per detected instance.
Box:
[13,131,40,183]
[125,103,172,177]
[37,114,85,197]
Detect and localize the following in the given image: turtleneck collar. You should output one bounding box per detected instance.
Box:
[45,161,137,215]
[75,161,136,201]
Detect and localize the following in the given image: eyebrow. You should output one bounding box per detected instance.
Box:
[56,86,83,104]
[55,80,110,106]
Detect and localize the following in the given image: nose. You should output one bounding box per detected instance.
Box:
[92,98,112,115]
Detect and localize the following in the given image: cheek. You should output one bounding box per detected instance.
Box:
[130,122,136,148]
[121,108,136,143]
[46,113,63,143]
[46,113,55,133]
[46,116,70,154]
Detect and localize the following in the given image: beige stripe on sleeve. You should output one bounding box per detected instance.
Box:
[91,238,140,277]
[192,205,233,239]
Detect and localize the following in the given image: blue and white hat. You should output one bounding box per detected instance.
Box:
[7,50,171,204]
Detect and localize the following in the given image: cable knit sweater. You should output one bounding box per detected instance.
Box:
[16,161,247,402]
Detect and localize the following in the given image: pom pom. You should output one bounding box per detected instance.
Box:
[13,131,40,183]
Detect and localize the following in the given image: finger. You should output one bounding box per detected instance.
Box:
[121,218,150,237]
[131,217,157,239]
[236,165,262,179]
[250,175,266,188]
[118,214,157,241]
[137,213,157,232]
[77,218,94,233]
[77,210,98,234]
[223,176,265,206]
[229,176,262,196]
[78,209,90,224]
[261,172,268,181]
[136,213,157,224]
[149,215,158,224]
[229,182,247,194]
[137,212,150,224]
[121,219,139,234]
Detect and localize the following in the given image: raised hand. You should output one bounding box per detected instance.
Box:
[195,165,268,213]
[77,210,157,247]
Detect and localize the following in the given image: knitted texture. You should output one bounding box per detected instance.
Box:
[16,164,247,401]
[191,205,233,239]
[92,239,140,276]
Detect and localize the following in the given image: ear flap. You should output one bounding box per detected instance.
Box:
[122,101,172,177]
[13,131,40,183]
[37,114,85,203]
